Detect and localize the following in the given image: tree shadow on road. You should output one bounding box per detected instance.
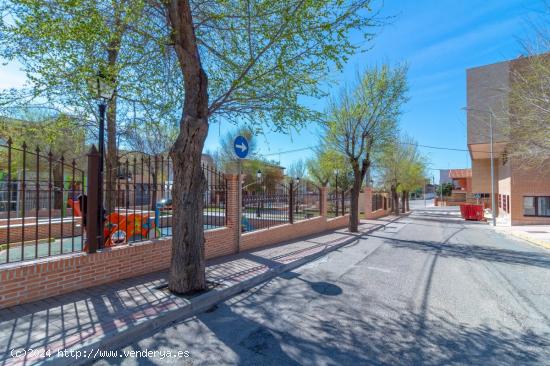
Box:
[367,234,550,270]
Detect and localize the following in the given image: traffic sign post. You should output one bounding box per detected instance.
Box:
[234,135,249,159]
[233,135,248,252]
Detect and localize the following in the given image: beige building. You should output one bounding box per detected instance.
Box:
[467,56,550,225]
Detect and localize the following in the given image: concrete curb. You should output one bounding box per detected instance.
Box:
[507,231,550,250]
[42,217,402,366]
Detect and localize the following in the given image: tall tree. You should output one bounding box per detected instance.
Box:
[287,159,306,181]
[306,146,352,193]
[154,0,380,293]
[0,0,182,213]
[497,4,550,167]
[325,65,408,231]
[377,135,426,214]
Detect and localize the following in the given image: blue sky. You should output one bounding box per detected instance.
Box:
[0,0,543,182]
[205,0,543,182]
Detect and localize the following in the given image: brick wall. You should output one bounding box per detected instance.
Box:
[363,188,393,219]
[0,218,82,245]
[0,174,391,309]
[240,215,349,251]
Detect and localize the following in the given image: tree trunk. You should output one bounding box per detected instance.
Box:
[401,191,406,213]
[105,95,117,215]
[405,191,410,212]
[167,0,210,294]
[168,118,208,294]
[349,176,362,232]
[391,185,399,215]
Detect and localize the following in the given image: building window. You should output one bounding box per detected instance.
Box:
[524,197,536,216]
[503,195,507,212]
[507,195,510,213]
[539,197,550,216]
[498,194,502,208]
[523,196,550,217]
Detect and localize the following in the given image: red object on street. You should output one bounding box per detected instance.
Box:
[459,203,484,221]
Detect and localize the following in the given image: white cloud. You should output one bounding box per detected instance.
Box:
[409,17,521,67]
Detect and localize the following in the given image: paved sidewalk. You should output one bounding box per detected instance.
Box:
[495,225,550,250]
[0,216,398,366]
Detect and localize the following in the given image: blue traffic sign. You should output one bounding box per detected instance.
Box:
[234,136,249,159]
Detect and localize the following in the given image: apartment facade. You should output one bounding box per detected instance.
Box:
[467,56,550,225]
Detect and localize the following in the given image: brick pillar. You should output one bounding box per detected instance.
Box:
[320,186,328,217]
[364,187,373,215]
[224,174,240,254]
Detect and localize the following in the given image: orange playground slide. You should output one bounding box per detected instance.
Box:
[67,198,82,216]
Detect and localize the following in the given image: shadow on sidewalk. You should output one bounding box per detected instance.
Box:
[0,223,372,365]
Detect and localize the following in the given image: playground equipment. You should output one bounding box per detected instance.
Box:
[155,199,172,235]
[103,212,155,246]
[241,216,255,232]
[82,212,155,251]
[67,197,82,216]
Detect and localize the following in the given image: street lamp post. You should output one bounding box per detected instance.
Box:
[256,170,262,218]
[334,169,339,216]
[89,72,115,248]
[489,113,496,226]
[295,177,300,215]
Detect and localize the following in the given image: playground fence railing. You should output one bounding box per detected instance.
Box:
[0,140,228,264]
[0,139,86,264]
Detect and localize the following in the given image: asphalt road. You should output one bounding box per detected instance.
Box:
[95,204,550,366]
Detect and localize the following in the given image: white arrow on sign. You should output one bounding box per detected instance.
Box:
[235,143,247,152]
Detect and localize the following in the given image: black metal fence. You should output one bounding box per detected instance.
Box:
[0,139,227,264]
[89,152,227,251]
[327,189,350,217]
[293,181,321,221]
[0,139,86,264]
[241,177,322,233]
[372,192,387,212]
[242,179,290,232]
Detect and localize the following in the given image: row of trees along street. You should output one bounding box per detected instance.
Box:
[0,0,427,294]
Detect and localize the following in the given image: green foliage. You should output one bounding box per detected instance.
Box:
[324,65,408,177]
[1,0,383,141]
[192,0,382,131]
[437,183,453,197]
[306,146,352,188]
[0,112,86,175]
[241,160,285,193]
[377,134,428,193]
[0,0,181,141]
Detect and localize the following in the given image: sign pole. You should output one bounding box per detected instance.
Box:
[233,135,249,252]
[237,159,242,253]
